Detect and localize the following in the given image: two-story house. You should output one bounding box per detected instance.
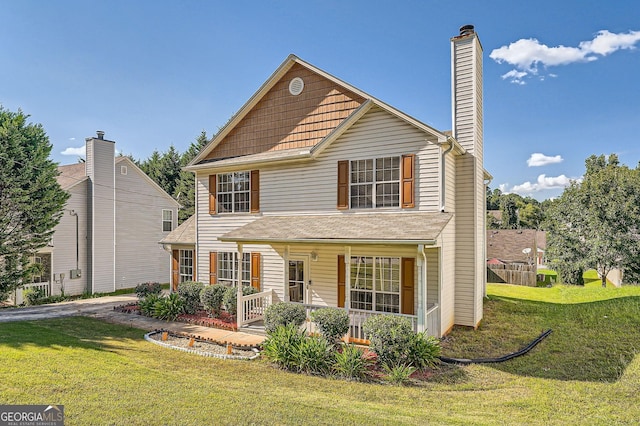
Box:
[183,25,488,338]
[13,132,180,304]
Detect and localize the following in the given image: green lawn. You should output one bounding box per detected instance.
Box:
[2,284,640,425]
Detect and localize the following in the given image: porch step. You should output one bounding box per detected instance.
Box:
[240,321,267,337]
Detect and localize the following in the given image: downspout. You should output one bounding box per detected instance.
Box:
[69,210,79,272]
[440,138,455,212]
[418,244,428,333]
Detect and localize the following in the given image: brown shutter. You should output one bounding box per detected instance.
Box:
[401,154,415,208]
[401,258,415,315]
[250,252,261,290]
[208,174,217,215]
[209,251,217,285]
[250,170,260,213]
[337,161,349,209]
[171,250,179,291]
[337,255,346,307]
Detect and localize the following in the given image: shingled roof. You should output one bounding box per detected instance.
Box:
[486,229,546,263]
[56,163,87,190]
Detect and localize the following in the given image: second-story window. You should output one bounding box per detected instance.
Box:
[350,157,400,209]
[218,171,250,213]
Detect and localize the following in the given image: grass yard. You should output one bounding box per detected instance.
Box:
[1,284,640,425]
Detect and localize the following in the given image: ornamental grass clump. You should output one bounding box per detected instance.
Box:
[139,294,162,317]
[294,335,334,375]
[310,307,349,345]
[261,324,306,371]
[333,344,374,381]
[152,293,185,321]
[264,302,306,333]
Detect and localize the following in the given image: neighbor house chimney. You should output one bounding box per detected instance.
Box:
[85,131,116,295]
[452,25,485,329]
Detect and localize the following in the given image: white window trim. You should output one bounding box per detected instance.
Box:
[217,252,251,287]
[162,209,173,232]
[349,156,400,209]
[350,256,401,313]
[216,171,251,214]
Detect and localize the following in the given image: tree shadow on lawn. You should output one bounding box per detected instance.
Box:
[0,316,147,354]
[440,296,640,383]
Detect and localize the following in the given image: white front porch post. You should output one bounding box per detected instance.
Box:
[417,244,426,333]
[284,245,290,302]
[344,246,351,313]
[237,243,244,327]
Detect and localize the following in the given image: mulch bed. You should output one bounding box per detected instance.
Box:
[114,303,238,331]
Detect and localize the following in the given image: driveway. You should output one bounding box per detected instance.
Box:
[0,294,137,323]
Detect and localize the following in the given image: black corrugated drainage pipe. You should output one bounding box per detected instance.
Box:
[439,329,552,364]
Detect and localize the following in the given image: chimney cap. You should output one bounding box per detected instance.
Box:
[459,24,475,36]
[96,130,105,140]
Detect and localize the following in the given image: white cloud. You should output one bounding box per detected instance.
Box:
[490,30,640,83]
[61,146,86,157]
[527,153,563,167]
[508,174,575,195]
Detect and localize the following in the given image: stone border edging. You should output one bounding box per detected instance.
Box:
[144,330,261,361]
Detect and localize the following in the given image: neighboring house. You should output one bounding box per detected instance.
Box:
[486,229,547,266]
[14,132,180,304]
[159,215,196,290]
[183,25,488,338]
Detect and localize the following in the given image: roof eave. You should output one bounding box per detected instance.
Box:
[218,236,438,246]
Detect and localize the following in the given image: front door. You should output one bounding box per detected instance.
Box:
[288,259,306,303]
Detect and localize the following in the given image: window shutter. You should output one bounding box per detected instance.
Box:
[401,154,415,208]
[250,170,260,213]
[171,250,179,291]
[337,161,349,209]
[401,257,415,315]
[337,255,345,307]
[209,251,217,285]
[209,174,217,215]
[250,252,261,290]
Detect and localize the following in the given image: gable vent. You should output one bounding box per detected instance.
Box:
[289,77,304,96]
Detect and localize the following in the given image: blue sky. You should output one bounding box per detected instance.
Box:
[2,0,639,200]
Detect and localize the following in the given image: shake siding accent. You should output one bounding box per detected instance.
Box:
[86,138,115,294]
[204,63,365,161]
[49,182,88,296]
[114,161,178,289]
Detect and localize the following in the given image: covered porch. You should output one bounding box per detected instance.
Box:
[221,212,451,338]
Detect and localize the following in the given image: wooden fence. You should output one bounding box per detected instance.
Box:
[487,264,537,287]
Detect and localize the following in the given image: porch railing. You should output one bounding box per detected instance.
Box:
[295,303,418,343]
[12,282,51,305]
[238,289,274,327]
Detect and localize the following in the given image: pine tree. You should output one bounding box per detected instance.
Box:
[0,107,70,297]
[174,131,209,223]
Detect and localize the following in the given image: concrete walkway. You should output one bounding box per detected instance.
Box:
[0,294,265,347]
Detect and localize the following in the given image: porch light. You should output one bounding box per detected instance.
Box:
[310,251,319,262]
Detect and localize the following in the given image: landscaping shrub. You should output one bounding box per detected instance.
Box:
[261,324,306,371]
[294,335,333,375]
[382,362,416,386]
[23,287,46,306]
[333,344,374,381]
[264,302,306,333]
[223,286,259,316]
[200,284,227,317]
[177,281,204,314]
[152,293,185,321]
[362,315,414,366]
[135,282,162,299]
[139,294,161,316]
[310,307,349,345]
[406,332,441,371]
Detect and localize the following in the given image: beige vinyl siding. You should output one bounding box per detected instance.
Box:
[439,219,456,334]
[86,139,115,294]
[258,107,441,213]
[50,182,88,296]
[445,151,456,212]
[115,160,178,289]
[454,155,476,326]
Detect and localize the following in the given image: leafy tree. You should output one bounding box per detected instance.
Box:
[0,107,70,297]
[500,196,519,229]
[546,154,640,286]
[173,131,208,223]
